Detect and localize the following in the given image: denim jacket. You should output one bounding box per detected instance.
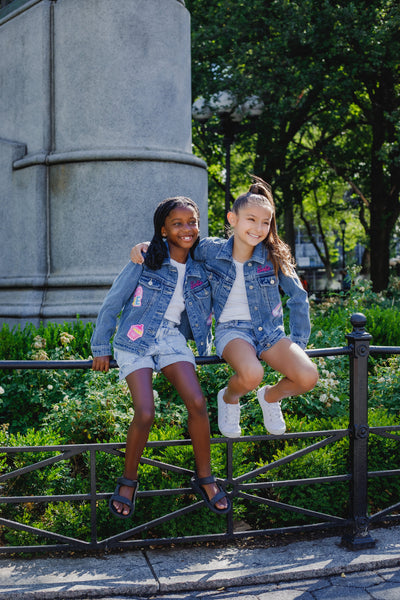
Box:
[91,255,212,358]
[194,236,311,350]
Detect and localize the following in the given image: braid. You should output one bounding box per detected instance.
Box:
[144,234,168,270]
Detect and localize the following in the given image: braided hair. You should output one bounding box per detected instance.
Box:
[144,196,200,270]
[231,176,295,276]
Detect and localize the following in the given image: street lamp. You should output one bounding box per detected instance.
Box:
[339,218,346,271]
[192,92,264,236]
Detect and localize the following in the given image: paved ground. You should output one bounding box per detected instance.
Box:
[1,525,400,599]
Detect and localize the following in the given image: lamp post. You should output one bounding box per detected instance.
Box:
[339,219,346,271]
[192,92,264,236]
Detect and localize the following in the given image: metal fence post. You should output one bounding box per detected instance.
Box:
[341,312,376,549]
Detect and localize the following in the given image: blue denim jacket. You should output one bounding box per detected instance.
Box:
[91,255,212,358]
[194,236,311,350]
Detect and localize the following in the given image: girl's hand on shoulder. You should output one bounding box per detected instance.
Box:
[130,242,149,264]
[92,356,111,372]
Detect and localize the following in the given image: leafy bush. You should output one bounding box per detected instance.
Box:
[0,275,400,546]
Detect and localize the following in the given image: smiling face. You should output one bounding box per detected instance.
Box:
[161,205,200,261]
[228,201,273,255]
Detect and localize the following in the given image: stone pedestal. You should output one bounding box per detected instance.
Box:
[0,0,207,327]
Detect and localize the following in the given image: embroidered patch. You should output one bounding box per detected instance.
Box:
[272,302,283,318]
[132,285,143,307]
[127,324,144,342]
[190,280,203,289]
[257,265,272,273]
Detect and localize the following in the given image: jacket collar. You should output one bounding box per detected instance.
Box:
[162,247,203,276]
[216,235,266,265]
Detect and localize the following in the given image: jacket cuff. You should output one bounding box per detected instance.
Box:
[91,344,112,357]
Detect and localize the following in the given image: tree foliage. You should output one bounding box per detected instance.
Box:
[187,0,400,291]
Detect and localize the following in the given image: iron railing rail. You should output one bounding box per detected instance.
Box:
[0,312,399,555]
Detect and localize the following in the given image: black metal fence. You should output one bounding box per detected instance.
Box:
[0,312,400,556]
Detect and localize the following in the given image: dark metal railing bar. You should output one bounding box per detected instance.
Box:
[100,501,203,547]
[370,346,400,355]
[369,428,400,441]
[370,501,400,522]
[0,448,83,482]
[105,520,352,551]
[0,516,90,547]
[240,474,351,490]
[0,429,351,453]
[0,494,92,504]
[237,491,348,524]
[0,519,351,555]
[90,447,97,545]
[0,346,350,371]
[233,431,348,484]
[0,348,332,369]
[368,468,400,478]
[139,457,194,477]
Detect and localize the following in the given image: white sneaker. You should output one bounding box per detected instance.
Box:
[217,387,241,438]
[257,385,286,435]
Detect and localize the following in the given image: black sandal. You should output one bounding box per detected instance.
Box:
[109,476,138,519]
[190,474,231,514]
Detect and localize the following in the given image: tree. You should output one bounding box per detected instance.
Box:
[187,0,400,291]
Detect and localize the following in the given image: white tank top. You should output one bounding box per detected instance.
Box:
[219,259,251,322]
[164,258,186,324]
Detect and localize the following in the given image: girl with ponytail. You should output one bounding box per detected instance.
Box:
[131,178,318,440]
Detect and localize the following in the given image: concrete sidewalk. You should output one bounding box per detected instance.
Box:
[1,526,400,599]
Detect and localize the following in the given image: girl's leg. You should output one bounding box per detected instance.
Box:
[259,338,319,403]
[162,361,228,511]
[222,339,265,403]
[113,367,154,516]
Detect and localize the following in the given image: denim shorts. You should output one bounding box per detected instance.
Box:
[114,319,196,380]
[215,320,287,358]
[215,320,258,358]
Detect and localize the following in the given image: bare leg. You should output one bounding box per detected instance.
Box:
[113,368,154,516]
[221,339,264,403]
[259,338,319,403]
[162,361,228,511]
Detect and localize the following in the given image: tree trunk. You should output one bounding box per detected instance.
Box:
[369,71,400,292]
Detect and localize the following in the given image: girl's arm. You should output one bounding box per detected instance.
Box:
[91,262,142,357]
[130,242,150,264]
[279,269,311,349]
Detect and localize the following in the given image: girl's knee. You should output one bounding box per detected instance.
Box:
[135,406,155,429]
[301,363,319,392]
[236,362,264,391]
[186,392,208,418]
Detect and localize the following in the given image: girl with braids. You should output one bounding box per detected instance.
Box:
[91,196,231,518]
[130,178,318,438]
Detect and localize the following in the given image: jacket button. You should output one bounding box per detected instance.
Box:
[254,306,258,310]
[258,326,263,331]
[189,301,193,305]
[270,279,275,284]
[248,262,252,267]
[249,285,254,290]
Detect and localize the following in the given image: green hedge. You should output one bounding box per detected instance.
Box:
[0,272,399,546]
